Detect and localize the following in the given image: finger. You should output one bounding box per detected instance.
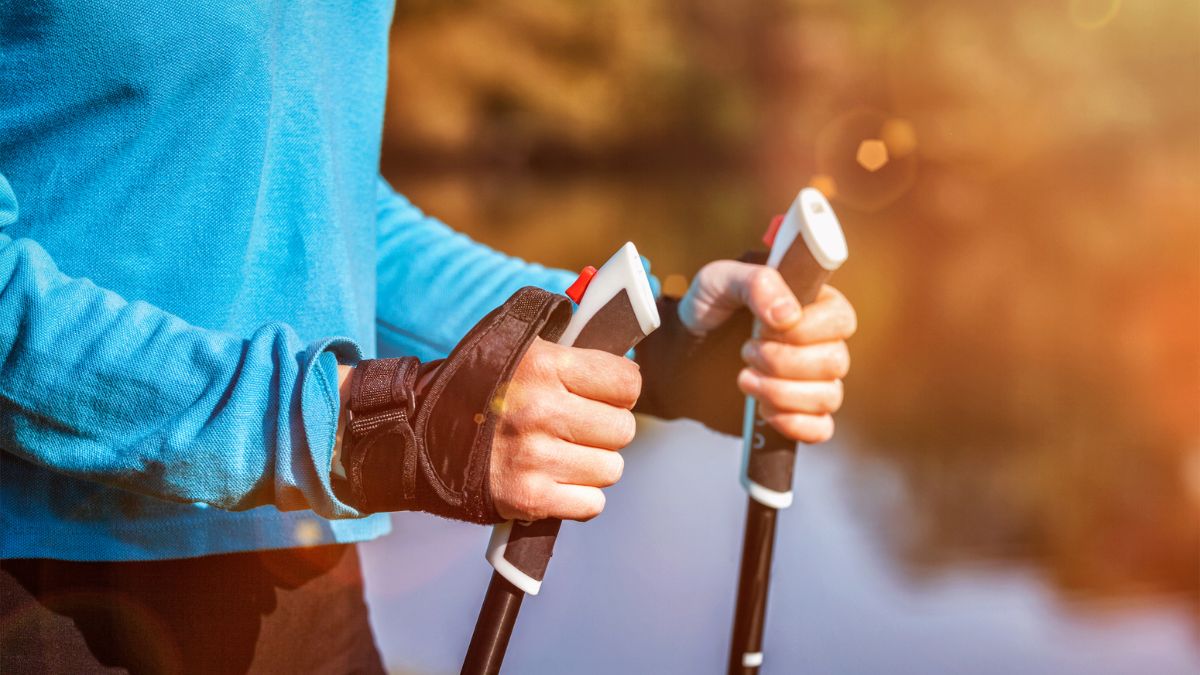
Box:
[740,266,803,331]
[758,409,835,444]
[548,397,637,450]
[679,261,802,333]
[737,374,843,414]
[759,285,857,345]
[705,263,802,331]
[539,441,625,488]
[555,348,641,408]
[739,340,851,380]
[548,484,607,522]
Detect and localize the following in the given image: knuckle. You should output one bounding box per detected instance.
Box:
[826,380,845,413]
[775,413,835,444]
[757,343,783,375]
[825,344,850,377]
[580,490,606,521]
[602,452,625,486]
[811,415,835,443]
[759,376,783,403]
[616,410,637,446]
[516,479,549,521]
[526,436,555,465]
[627,362,643,390]
[768,412,798,438]
[508,402,546,435]
[747,340,769,369]
[842,305,859,337]
[810,382,838,414]
[616,361,642,406]
[530,341,565,379]
[518,340,546,373]
[751,267,782,296]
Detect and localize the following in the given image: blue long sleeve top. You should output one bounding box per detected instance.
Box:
[0,1,576,560]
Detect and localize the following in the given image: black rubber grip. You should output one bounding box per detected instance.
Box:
[501,518,562,582]
[776,233,831,308]
[745,422,798,492]
[743,233,831,493]
[572,289,645,354]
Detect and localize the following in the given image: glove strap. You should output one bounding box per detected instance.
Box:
[347,357,420,501]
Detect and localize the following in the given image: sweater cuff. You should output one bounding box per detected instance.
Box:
[299,337,365,518]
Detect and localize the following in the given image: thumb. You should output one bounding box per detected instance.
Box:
[677,260,801,335]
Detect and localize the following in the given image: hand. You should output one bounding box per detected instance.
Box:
[679,261,856,443]
[489,338,641,522]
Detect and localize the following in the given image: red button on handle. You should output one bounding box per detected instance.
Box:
[565,266,597,304]
[762,214,785,248]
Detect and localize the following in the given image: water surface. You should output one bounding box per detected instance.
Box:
[362,419,1198,674]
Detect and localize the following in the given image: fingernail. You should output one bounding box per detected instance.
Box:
[769,300,800,325]
[739,368,761,392]
[740,341,755,363]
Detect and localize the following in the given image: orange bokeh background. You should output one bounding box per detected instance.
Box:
[379,0,1198,623]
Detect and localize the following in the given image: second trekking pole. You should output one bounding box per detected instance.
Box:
[728,188,848,674]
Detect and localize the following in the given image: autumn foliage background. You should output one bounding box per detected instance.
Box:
[378,0,1199,622]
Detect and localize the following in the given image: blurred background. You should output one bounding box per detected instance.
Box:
[362,1,1200,673]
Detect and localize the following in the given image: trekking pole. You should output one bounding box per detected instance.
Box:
[729,188,847,674]
[462,242,661,675]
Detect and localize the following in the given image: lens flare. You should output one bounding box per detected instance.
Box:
[662,273,689,298]
[880,118,918,158]
[856,140,890,172]
[816,108,918,212]
[295,518,323,547]
[490,382,512,415]
[808,174,838,200]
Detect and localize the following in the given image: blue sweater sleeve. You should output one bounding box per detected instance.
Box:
[0,176,365,519]
[374,177,577,360]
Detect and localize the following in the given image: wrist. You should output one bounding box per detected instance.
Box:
[330,365,354,479]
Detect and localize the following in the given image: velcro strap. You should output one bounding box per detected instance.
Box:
[348,357,419,438]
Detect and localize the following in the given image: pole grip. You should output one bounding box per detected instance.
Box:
[741,247,831,508]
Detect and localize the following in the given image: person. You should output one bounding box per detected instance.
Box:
[0,3,857,673]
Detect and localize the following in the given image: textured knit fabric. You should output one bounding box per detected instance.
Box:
[0,1,576,560]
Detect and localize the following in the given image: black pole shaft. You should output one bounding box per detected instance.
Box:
[462,572,525,675]
[728,499,778,675]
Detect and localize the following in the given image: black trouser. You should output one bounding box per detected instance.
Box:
[0,544,385,675]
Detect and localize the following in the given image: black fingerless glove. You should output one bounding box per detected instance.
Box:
[633,296,752,436]
[338,287,572,523]
[634,252,766,436]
